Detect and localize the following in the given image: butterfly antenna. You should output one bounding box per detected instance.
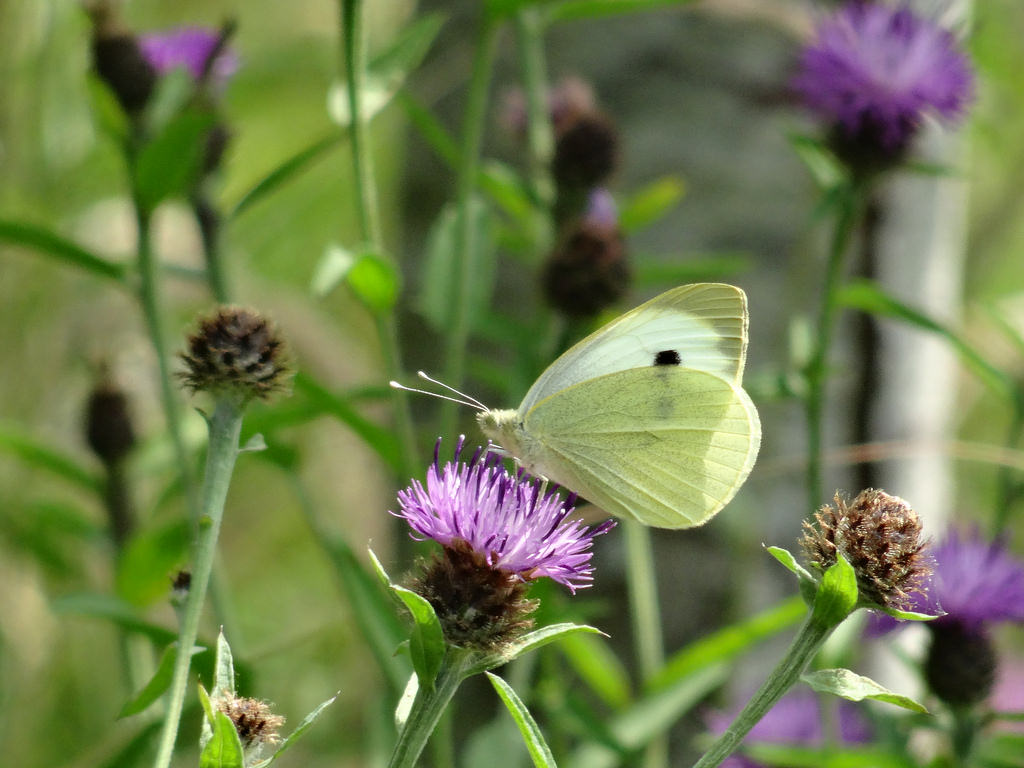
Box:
[389,373,486,412]
[415,371,489,411]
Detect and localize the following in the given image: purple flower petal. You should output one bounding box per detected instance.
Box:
[139,27,238,86]
[393,437,614,592]
[793,2,973,150]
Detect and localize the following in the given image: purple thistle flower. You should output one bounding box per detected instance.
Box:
[793,2,973,157]
[139,27,238,86]
[395,437,614,593]
[706,691,871,768]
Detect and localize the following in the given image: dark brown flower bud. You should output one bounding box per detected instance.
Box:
[180,306,290,403]
[85,380,136,464]
[409,540,537,650]
[217,695,285,750]
[543,189,630,317]
[801,489,931,612]
[924,620,997,707]
[551,113,619,192]
[86,3,157,115]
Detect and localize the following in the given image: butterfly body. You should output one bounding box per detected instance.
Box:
[477,283,761,530]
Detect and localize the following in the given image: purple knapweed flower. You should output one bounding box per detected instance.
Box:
[139,27,238,87]
[706,690,871,768]
[793,1,973,163]
[395,437,614,593]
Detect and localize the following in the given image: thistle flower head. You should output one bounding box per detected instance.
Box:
[552,112,620,192]
[216,694,284,753]
[139,26,238,87]
[793,1,973,167]
[394,438,614,648]
[801,489,931,612]
[180,306,290,404]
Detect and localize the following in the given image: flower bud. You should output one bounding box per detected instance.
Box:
[924,620,997,707]
[801,489,931,612]
[217,694,285,751]
[86,2,157,115]
[551,112,619,193]
[180,306,290,404]
[543,189,630,318]
[84,378,136,464]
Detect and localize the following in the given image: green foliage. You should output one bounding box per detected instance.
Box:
[200,711,245,768]
[120,643,203,719]
[487,672,558,768]
[801,668,928,714]
[811,554,858,628]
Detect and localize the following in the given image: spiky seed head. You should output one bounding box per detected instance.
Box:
[801,489,931,612]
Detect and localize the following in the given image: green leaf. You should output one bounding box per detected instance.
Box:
[119,643,203,718]
[765,545,817,590]
[253,693,339,767]
[565,665,726,768]
[86,74,130,144]
[0,422,105,495]
[473,623,603,674]
[743,743,914,768]
[239,433,267,454]
[838,279,1017,404]
[292,373,401,473]
[877,606,940,622]
[0,220,127,283]
[650,596,805,691]
[50,593,177,645]
[392,585,446,689]
[558,632,631,709]
[487,673,557,768]
[328,13,446,127]
[213,630,236,697]
[229,133,344,219]
[313,245,400,314]
[394,674,419,731]
[133,110,215,212]
[142,68,196,135]
[115,518,191,607]
[417,199,498,333]
[633,253,751,287]
[788,133,846,191]
[619,176,685,234]
[200,711,245,768]
[812,554,858,628]
[545,0,698,23]
[802,668,928,714]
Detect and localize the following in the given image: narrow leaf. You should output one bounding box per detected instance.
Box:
[838,279,1016,403]
[254,693,339,767]
[239,433,267,454]
[765,545,816,583]
[545,0,698,23]
[292,373,401,472]
[133,110,215,212]
[214,630,236,697]
[802,668,928,714]
[115,518,191,607]
[487,673,558,768]
[392,585,446,689]
[51,593,177,645]
[473,623,602,673]
[619,176,685,234]
[0,220,127,283]
[119,644,203,718]
[559,632,631,709]
[230,133,344,219]
[650,596,805,691]
[813,554,858,628]
[200,711,245,768]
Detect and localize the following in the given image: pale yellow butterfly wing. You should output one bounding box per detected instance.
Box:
[517,366,761,529]
[519,283,749,413]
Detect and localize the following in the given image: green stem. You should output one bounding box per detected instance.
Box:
[340,0,417,481]
[387,650,475,768]
[134,202,200,518]
[439,18,502,438]
[341,0,382,247]
[804,184,864,513]
[514,8,555,257]
[951,706,980,767]
[691,614,833,768]
[192,196,230,303]
[152,398,244,768]
[623,518,667,768]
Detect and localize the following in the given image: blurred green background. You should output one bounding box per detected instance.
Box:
[3,1,1024,766]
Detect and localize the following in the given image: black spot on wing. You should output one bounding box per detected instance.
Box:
[653,349,681,366]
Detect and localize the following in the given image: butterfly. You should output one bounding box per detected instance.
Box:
[475,283,761,529]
